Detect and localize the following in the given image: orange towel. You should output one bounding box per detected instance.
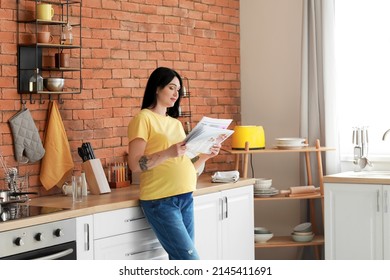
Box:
[40,101,74,190]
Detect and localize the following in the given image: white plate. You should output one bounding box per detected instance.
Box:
[275,143,308,150]
[275,137,305,144]
[254,187,277,194]
[254,190,279,197]
[254,192,279,198]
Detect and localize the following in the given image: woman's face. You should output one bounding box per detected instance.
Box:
[156,77,181,108]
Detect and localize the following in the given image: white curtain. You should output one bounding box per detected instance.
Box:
[300,0,339,183]
[299,0,338,258]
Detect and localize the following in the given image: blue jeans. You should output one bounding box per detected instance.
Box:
[140,192,200,260]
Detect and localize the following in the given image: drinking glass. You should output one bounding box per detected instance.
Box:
[72,175,83,203]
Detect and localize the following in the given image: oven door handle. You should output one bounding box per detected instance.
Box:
[32,248,74,260]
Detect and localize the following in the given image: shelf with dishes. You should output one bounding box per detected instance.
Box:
[253,178,323,200]
[254,222,323,249]
[225,138,334,259]
[225,139,335,179]
[16,0,82,104]
[255,235,324,248]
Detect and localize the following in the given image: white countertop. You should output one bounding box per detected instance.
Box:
[324,171,390,185]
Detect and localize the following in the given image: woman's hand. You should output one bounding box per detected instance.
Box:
[167,141,187,157]
[207,143,222,158]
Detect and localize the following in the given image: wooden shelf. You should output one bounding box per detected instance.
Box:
[225,140,335,179]
[224,146,335,154]
[254,192,323,201]
[255,235,324,248]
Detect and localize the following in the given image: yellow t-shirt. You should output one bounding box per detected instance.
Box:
[127,109,197,200]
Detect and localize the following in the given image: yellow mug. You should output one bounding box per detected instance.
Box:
[36,4,54,21]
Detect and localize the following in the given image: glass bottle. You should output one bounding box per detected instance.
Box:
[61,22,73,45]
[29,68,43,92]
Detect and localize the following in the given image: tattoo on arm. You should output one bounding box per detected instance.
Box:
[191,156,200,163]
[139,154,161,171]
[139,156,149,171]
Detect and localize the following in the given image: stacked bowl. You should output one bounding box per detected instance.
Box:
[254,227,274,243]
[291,222,315,242]
[253,178,278,197]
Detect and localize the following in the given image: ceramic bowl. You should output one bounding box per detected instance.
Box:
[254,227,271,234]
[293,222,312,232]
[255,233,274,243]
[291,233,314,242]
[254,178,272,190]
[292,231,313,236]
[43,78,65,91]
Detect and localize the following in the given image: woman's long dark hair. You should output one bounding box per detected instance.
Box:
[141,67,183,118]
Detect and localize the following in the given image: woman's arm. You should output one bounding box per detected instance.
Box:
[127,138,187,173]
[191,143,222,171]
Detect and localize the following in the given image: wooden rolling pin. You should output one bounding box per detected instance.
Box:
[280,185,320,196]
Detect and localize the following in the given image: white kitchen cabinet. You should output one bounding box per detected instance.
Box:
[93,207,167,260]
[94,228,167,260]
[324,182,390,259]
[75,215,94,260]
[194,185,254,260]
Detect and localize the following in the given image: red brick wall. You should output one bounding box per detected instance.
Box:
[0,0,240,196]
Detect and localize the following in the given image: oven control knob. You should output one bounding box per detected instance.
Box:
[14,237,24,246]
[35,233,44,241]
[54,228,64,237]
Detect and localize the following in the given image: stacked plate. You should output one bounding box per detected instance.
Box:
[254,187,279,197]
[275,138,308,150]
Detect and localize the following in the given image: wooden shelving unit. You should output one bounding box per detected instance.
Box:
[225,139,335,259]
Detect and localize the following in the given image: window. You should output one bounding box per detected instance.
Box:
[335,0,390,161]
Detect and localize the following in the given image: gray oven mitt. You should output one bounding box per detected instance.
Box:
[8,108,45,163]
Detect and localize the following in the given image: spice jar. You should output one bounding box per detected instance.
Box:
[61,22,73,45]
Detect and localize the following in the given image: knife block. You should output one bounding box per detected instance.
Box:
[82,159,111,195]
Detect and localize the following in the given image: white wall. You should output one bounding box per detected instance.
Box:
[240,0,306,259]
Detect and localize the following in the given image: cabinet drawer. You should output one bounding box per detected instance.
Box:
[93,207,150,239]
[94,228,167,260]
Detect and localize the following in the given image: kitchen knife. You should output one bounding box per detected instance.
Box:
[78,147,87,162]
[82,144,92,160]
[85,142,96,159]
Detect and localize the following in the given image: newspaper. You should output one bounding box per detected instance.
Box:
[184,116,234,156]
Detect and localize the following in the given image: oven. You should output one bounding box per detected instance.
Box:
[0,205,76,260]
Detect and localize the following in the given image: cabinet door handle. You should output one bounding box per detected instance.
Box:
[84,223,90,251]
[377,190,380,212]
[385,190,388,213]
[224,196,228,219]
[219,198,224,220]
[124,217,146,223]
[126,245,162,256]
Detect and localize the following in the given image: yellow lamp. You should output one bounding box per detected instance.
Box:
[231,125,265,150]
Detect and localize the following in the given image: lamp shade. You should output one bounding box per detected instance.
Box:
[231,126,265,150]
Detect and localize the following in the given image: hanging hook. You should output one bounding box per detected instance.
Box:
[29,93,35,104]
[20,94,27,109]
[39,94,45,104]
[58,94,64,104]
